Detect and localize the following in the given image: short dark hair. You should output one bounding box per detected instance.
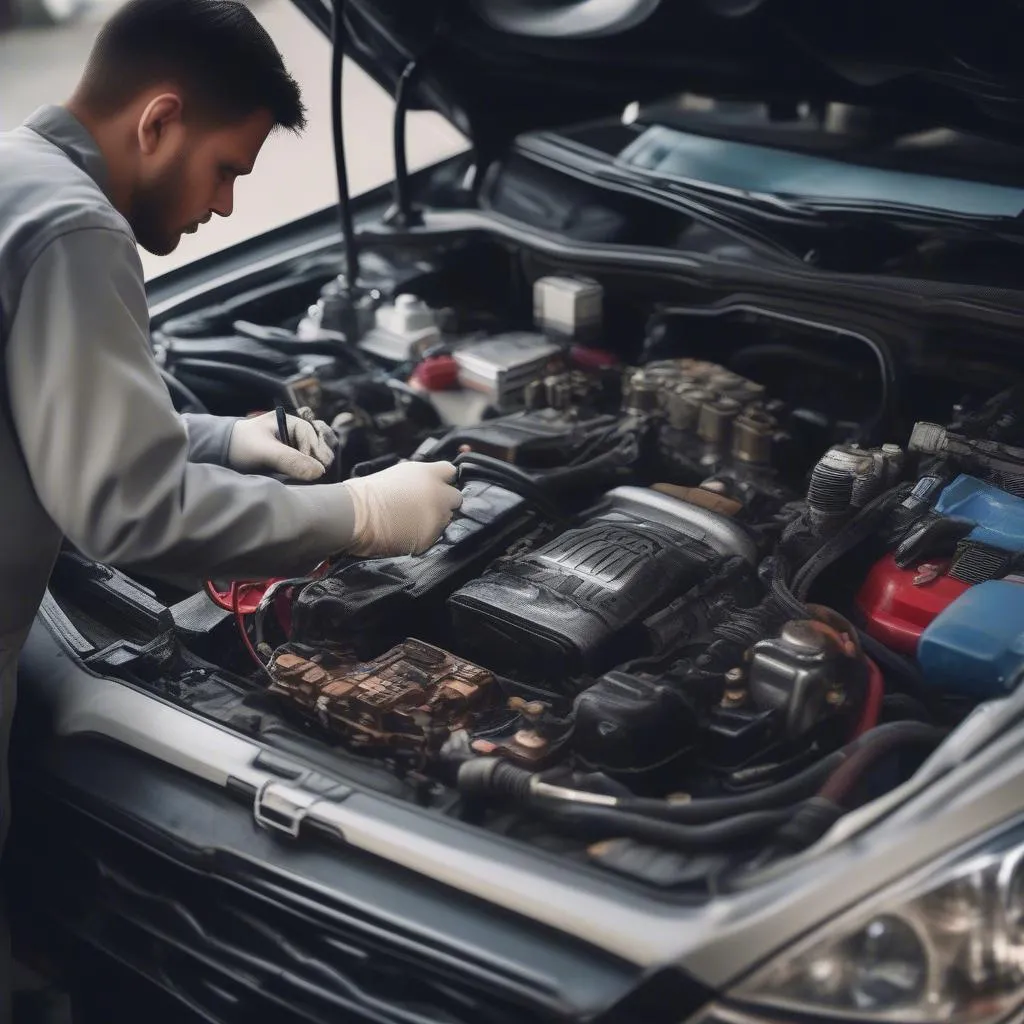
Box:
[77,0,306,132]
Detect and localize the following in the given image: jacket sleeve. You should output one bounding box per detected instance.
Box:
[181,412,236,466]
[5,226,356,581]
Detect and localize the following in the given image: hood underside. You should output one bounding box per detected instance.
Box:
[296,0,1024,160]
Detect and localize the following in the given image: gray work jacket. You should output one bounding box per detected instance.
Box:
[0,105,355,640]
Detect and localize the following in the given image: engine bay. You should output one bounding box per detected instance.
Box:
[45,232,1024,892]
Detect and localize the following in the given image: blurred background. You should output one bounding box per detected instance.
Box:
[0,0,468,279]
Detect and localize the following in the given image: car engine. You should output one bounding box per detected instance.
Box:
[49,261,1024,889]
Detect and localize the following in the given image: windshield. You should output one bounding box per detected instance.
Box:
[618,124,1024,218]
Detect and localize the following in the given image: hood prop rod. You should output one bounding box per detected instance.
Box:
[330,0,365,341]
[384,59,424,229]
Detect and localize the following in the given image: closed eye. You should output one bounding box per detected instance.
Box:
[220,162,253,181]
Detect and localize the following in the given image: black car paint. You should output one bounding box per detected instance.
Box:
[9,625,643,1024]
[295,0,1024,170]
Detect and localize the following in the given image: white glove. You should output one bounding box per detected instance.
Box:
[343,461,463,556]
[228,408,338,481]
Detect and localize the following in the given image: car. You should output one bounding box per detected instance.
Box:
[10,0,1024,1022]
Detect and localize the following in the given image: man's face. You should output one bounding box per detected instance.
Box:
[130,106,273,256]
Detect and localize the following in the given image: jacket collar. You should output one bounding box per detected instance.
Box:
[23,104,111,198]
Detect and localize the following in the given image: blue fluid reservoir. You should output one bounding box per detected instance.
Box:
[918,580,1024,697]
[934,475,1024,552]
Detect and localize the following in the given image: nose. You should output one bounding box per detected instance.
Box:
[212,183,234,219]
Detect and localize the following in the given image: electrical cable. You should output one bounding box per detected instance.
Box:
[206,580,276,677]
[331,0,359,296]
[233,585,259,665]
[226,582,271,675]
[252,571,325,649]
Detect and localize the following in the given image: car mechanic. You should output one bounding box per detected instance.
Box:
[0,0,463,1016]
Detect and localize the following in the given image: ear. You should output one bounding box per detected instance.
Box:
[137,93,184,156]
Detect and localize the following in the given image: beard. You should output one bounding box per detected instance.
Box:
[127,150,190,256]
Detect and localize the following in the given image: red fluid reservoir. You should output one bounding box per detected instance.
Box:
[411,354,460,391]
[856,553,970,656]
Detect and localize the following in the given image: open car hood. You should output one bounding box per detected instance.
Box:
[293,0,1024,160]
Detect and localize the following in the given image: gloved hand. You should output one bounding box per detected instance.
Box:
[343,461,463,556]
[228,408,338,481]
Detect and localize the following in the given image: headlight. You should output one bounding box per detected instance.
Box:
[732,823,1024,1023]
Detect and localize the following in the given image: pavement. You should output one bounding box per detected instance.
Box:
[0,0,468,278]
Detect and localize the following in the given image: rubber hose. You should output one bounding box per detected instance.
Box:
[793,484,911,600]
[771,556,809,619]
[851,657,885,738]
[454,448,630,496]
[458,758,534,802]
[159,367,208,414]
[171,359,289,399]
[453,451,563,492]
[767,797,846,854]
[456,722,945,834]
[232,320,376,369]
[537,803,795,851]
[819,722,946,805]
[618,721,945,823]
[882,691,932,719]
[858,630,928,698]
[773,556,930,700]
[538,442,636,488]
[619,758,842,824]
[455,465,566,522]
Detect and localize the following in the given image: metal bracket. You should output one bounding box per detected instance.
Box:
[253,780,322,838]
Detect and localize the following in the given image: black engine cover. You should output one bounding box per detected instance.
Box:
[291,481,536,654]
[448,489,730,682]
